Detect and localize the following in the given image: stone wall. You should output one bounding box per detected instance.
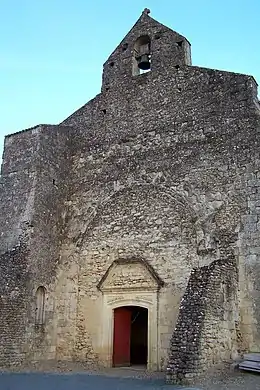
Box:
[0,126,40,253]
[166,254,239,383]
[0,243,30,366]
[238,162,260,351]
[0,124,73,366]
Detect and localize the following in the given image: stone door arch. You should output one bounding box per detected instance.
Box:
[98,258,163,370]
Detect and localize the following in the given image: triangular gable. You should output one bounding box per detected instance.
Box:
[97,258,164,292]
[104,10,188,66]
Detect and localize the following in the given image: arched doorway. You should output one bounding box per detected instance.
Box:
[113,306,148,367]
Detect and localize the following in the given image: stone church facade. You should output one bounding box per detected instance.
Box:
[0,9,260,383]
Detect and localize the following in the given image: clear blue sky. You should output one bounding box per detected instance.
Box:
[1,0,260,160]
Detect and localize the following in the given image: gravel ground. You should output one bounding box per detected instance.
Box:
[198,372,260,390]
[0,362,260,390]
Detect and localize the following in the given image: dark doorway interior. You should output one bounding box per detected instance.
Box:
[113,306,148,367]
[130,306,148,366]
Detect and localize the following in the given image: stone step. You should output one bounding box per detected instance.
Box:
[239,353,260,373]
[244,353,260,362]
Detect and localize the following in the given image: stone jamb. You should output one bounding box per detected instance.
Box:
[101,291,159,370]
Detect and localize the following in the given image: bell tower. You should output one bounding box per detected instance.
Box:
[102,9,191,92]
[133,35,151,75]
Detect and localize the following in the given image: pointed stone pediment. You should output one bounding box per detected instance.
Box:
[98,258,163,292]
[104,10,188,66]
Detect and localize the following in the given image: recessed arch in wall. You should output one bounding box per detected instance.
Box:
[35,285,46,325]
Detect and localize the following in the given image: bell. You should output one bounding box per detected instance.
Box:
[136,54,151,70]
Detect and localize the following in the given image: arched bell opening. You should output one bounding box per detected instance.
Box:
[132,35,151,76]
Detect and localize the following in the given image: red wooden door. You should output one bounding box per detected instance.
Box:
[113,307,131,367]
